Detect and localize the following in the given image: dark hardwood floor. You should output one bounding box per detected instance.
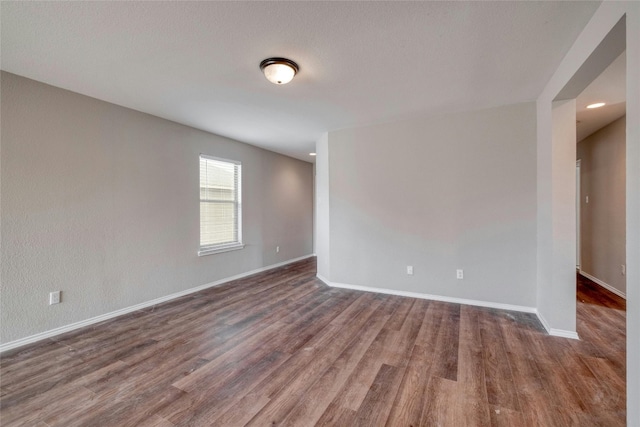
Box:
[0,259,626,426]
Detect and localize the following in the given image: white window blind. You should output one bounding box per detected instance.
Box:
[199,155,243,255]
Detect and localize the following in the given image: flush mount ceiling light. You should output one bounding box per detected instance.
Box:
[586,102,606,109]
[260,57,299,85]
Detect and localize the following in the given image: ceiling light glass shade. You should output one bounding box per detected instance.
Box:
[260,58,299,85]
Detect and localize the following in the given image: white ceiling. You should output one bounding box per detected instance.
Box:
[1,1,601,162]
[576,52,626,142]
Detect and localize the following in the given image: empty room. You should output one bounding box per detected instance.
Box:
[1,1,638,426]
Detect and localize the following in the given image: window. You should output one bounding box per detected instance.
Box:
[199,155,243,255]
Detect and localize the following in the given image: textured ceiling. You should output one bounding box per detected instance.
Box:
[1,1,601,161]
[576,52,626,142]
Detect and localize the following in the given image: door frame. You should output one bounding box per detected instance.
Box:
[576,159,581,270]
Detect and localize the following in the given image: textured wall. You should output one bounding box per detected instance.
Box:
[323,102,537,308]
[577,116,626,294]
[0,72,313,344]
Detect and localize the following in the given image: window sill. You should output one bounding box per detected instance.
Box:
[198,243,244,257]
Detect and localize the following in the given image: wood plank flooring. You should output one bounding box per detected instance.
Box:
[0,259,626,426]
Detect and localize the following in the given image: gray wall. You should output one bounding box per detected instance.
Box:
[1,72,314,344]
[536,99,578,336]
[553,99,578,334]
[578,116,626,295]
[315,133,330,279]
[318,102,537,308]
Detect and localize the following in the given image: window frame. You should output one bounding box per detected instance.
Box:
[198,154,243,256]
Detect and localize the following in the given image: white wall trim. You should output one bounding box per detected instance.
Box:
[0,254,314,354]
[548,329,580,340]
[318,274,581,340]
[579,270,626,299]
[317,274,537,313]
[535,310,580,340]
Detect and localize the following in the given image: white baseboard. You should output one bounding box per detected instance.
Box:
[579,270,626,299]
[0,254,314,354]
[548,329,580,340]
[535,311,580,340]
[317,274,581,340]
[317,274,537,314]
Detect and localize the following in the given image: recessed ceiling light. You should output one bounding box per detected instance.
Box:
[309,152,317,156]
[260,57,299,85]
[586,102,606,109]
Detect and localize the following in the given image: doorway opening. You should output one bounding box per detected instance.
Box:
[575,49,627,303]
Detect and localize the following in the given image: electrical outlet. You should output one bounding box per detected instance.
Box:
[276,246,280,253]
[406,266,413,275]
[622,264,626,276]
[49,291,61,305]
[456,269,464,280]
